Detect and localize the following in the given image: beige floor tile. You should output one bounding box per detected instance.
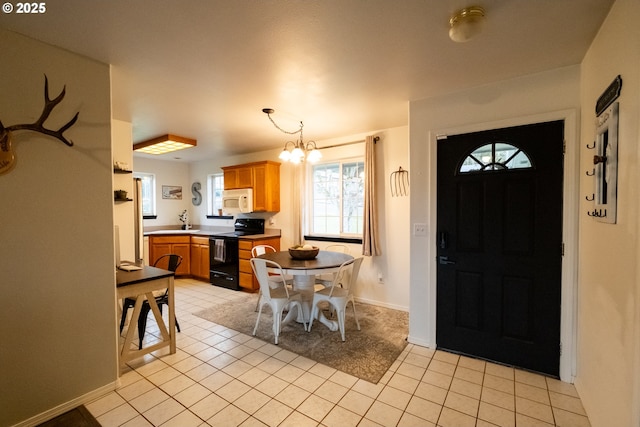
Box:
[377,384,412,410]
[308,362,337,379]
[117,378,156,401]
[119,414,153,427]
[414,381,448,405]
[323,405,362,427]
[293,370,327,393]
[549,391,587,415]
[86,392,127,417]
[142,398,185,426]
[515,370,548,389]
[478,401,515,427]
[279,410,320,427]
[515,412,555,427]
[553,407,591,427]
[515,396,554,424]
[337,389,374,416]
[444,390,480,417]
[297,394,335,422]
[199,369,234,392]
[364,400,403,426]
[437,407,476,427]
[160,374,197,396]
[314,379,349,404]
[96,403,139,427]
[403,352,432,369]
[215,378,252,402]
[255,375,289,397]
[146,366,182,386]
[387,372,420,394]
[128,387,170,413]
[482,386,515,411]
[458,355,486,372]
[546,378,579,397]
[455,365,485,385]
[206,403,250,426]
[233,388,271,415]
[162,409,204,427]
[404,395,442,424]
[450,377,482,399]
[189,393,229,420]
[328,369,359,388]
[173,382,212,408]
[515,382,550,405]
[398,411,436,427]
[486,363,515,380]
[428,359,457,376]
[484,374,515,394]
[433,350,460,365]
[276,383,311,409]
[422,369,453,389]
[396,361,427,380]
[351,379,385,399]
[172,355,205,373]
[256,356,287,374]
[274,363,306,382]
[237,366,271,388]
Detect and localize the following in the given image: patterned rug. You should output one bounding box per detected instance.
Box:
[194,293,408,384]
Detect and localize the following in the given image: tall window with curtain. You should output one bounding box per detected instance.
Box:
[363,135,381,256]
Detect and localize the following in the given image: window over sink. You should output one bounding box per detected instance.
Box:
[133,171,156,218]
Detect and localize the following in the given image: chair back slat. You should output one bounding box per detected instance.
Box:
[251,244,277,257]
[153,254,183,272]
[250,258,290,298]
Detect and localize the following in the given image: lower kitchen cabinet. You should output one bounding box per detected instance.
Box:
[190,236,210,280]
[238,237,281,292]
[149,235,190,276]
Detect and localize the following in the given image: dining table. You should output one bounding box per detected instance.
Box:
[257,250,353,330]
[116,265,176,372]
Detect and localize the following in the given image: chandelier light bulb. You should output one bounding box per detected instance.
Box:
[279,149,291,161]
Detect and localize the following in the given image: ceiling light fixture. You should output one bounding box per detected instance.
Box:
[449,6,486,43]
[262,108,322,164]
[133,134,197,155]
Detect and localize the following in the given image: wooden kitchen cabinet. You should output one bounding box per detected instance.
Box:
[223,165,253,189]
[149,235,190,276]
[222,161,280,212]
[190,236,210,280]
[238,237,281,292]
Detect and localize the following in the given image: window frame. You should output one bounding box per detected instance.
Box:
[133,171,157,219]
[206,172,233,218]
[305,156,365,241]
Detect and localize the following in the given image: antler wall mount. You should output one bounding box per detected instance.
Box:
[0,75,79,175]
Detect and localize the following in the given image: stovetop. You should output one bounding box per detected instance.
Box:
[210,218,265,238]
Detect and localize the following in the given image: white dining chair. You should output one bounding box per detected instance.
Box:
[251,258,306,344]
[315,244,352,289]
[251,244,292,311]
[308,257,363,341]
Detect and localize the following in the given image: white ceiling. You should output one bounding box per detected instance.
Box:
[1,0,613,162]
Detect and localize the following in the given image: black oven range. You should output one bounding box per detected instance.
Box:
[209,218,264,290]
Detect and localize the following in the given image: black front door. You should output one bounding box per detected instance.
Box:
[436,120,564,377]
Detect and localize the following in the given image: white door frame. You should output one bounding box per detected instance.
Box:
[424,109,579,382]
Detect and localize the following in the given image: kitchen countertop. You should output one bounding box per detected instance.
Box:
[144,228,281,239]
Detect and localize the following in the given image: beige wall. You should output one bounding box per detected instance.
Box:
[576,0,640,425]
[0,30,116,425]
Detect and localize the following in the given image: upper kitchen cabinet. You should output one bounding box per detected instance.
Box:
[222,161,280,212]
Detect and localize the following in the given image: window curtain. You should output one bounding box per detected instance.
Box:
[292,163,304,245]
[363,135,381,256]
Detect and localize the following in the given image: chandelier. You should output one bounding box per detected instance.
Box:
[262,108,322,164]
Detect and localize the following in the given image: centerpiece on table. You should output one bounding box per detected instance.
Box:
[289,244,319,260]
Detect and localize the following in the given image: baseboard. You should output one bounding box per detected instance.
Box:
[354,296,408,312]
[407,334,433,349]
[11,381,117,427]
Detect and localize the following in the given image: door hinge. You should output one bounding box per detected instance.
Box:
[562,243,565,256]
[559,342,563,356]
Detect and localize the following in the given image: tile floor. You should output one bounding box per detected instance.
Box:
[87,278,591,427]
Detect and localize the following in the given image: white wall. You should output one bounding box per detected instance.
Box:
[113,119,135,261]
[408,65,582,373]
[137,125,411,310]
[0,30,116,426]
[576,1,640,425]
[134,156,192,228]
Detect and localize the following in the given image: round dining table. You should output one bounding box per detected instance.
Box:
[257,250,353,330]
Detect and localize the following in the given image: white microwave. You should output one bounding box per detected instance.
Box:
[222,188,253,214]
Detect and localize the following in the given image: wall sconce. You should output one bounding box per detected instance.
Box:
[449,6,486,43]
[262,108,322,164]
[133,134,197,155]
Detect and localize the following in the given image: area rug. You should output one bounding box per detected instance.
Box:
[194,294,408,384]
